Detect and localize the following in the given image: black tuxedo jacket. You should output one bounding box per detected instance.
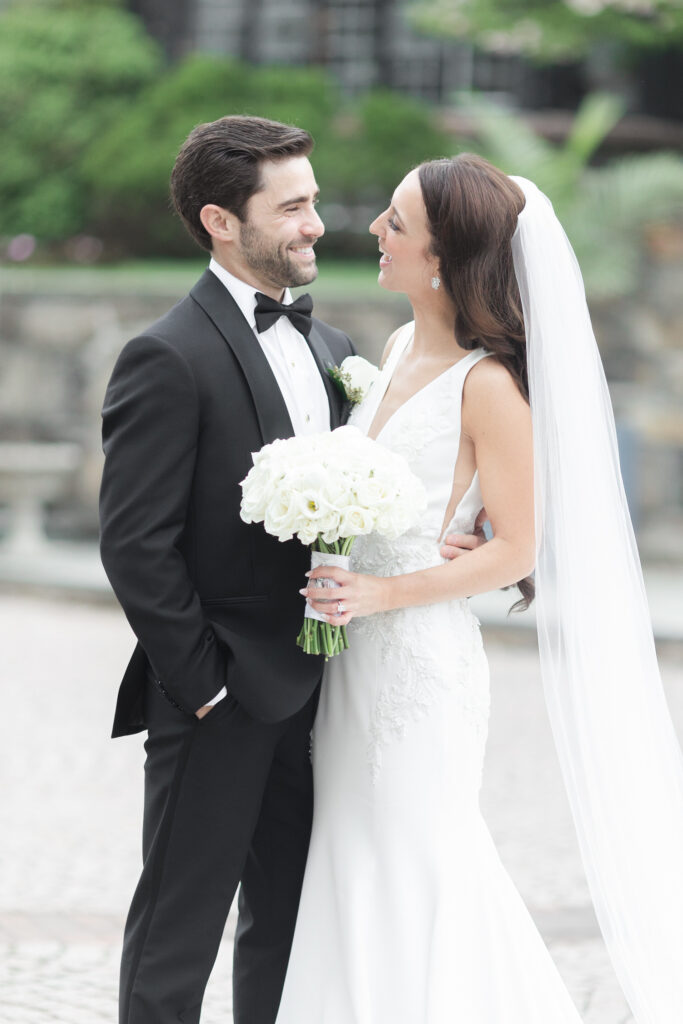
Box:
[100,269,354,737]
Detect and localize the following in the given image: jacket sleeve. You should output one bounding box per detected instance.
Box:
[99,333,227,713]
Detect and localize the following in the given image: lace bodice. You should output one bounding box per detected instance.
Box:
[345,324,491,776]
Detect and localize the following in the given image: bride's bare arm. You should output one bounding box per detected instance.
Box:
[303,358,534,621]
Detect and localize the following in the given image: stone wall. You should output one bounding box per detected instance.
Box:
[0,271,410,538]
[591,228,683,558]
[0,257,680,560]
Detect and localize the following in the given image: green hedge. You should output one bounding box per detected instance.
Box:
[0,0,162,242]
[2,0,681,276]
[0,0,453,258]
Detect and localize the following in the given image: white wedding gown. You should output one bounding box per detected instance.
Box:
[275,324,584,1024]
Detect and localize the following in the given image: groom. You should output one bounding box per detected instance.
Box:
[100,114,481,1024]
[100,115,354,1024]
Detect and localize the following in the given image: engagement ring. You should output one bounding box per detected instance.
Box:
[337,601,345,615]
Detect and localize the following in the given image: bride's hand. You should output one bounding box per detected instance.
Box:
[299,566,390,625]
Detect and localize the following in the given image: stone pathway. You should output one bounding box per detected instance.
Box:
[2,592,681,1022]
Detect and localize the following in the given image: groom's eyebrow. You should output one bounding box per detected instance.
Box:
[277,189,320,209]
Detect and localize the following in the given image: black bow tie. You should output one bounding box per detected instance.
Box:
[254,292,313,338]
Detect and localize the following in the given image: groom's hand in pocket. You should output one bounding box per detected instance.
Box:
[195,705,213,719]
[440,508,489,561]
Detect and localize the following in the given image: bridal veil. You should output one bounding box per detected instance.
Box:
[511,176,683,1022]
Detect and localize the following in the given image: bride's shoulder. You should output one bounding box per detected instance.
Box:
[379,321,413,369]
[462,354,530,430]
[464,352,517,392]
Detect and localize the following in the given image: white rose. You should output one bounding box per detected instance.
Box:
[264,488,299,541]
[312,512,344,546]
[351,474,392,509]
[338,505,377,538]
[240,459,287,521]
[328,424,364,445]
[340,356,380,397]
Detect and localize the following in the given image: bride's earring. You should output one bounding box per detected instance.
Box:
[431,275,441,290]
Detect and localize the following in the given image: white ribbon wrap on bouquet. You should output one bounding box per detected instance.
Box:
[304,550,350,622]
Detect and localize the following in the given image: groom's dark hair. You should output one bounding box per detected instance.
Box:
[170,115,314,251]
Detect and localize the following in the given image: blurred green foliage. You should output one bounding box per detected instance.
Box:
[84,64,450,254]
[467,93,683,298]
[412,0,683,62]
[1,0,682,297]
[0,0,449,256]
[328,89,451,194]
[0,0,162,240]
[83,56,342,254]
[84,56,341,203]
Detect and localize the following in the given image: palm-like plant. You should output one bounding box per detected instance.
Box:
[464,92,683,299]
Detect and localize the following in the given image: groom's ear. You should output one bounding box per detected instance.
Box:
[199,204,240,246]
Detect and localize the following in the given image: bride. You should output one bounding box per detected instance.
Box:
[276,154,683,1023]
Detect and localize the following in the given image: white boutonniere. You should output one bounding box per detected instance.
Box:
[327,355,380,407]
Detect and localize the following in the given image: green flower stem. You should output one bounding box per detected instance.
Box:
[296,533,357,659]
[340,536,355,557]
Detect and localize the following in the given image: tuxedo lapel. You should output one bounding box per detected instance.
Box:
[307,323,345,429]
[190,270,294,444]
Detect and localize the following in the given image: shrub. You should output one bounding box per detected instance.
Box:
[83,57,341,254]
[0,0,162,242]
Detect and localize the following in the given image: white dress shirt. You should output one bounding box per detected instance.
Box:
[204,258,331,708]
[209,258,330,436]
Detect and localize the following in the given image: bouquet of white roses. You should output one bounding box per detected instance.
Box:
[240,425,426,658]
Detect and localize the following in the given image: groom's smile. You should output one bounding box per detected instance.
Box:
[199,153,324,299]
[290,244,316,260]
[237,223,320,294]
[229,155,324,298]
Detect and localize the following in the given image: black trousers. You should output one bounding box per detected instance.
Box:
[119,677,319,1024]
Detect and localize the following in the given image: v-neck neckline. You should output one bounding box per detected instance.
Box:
[366,327,481,443]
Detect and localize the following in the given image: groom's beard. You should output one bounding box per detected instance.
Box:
[238,221,319,290]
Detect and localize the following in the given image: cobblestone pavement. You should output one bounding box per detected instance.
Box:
[2,592,682,1023]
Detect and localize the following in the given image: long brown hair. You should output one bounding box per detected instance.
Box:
[418,153,534,611]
